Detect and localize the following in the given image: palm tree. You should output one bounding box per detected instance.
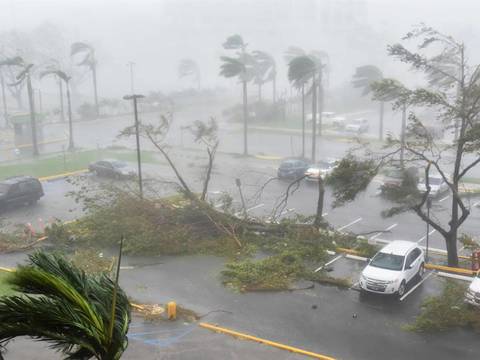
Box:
[71,42,99,117]
[310,51,329,137]
[178,58,201,89]
[287,55,321,162]
[352,65,385,140]
[252,51,276,103]
[40,68,74,150]
[220,34,253,156]
[0,251,130,360]
[0,56,39,155]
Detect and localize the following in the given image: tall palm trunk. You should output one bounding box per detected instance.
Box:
[379,101,384,141]
[66,81,74,151]
[0,71,7,126]
[317,83,323,137]
[273,73,276,103]
[58,77,65,122]
[242,80,248,156]
[311,74,317,162]
[301,85,305,158]
[26,72,39,156]
[91,64,99,117]
[400,103,406,167]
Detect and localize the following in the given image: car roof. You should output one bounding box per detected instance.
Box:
[1,176,38,185]
[379,240,417,256]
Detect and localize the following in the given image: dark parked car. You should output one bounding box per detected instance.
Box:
[0,176,44,211]
[277,158,311,180]
[88,159,136,179]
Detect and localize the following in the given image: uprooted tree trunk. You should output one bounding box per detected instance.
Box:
[314,176,325,227]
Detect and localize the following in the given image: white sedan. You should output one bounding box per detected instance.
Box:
[360,240,425,297]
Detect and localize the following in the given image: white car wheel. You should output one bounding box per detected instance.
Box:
[397,281,406,297]
[418,263,425,278]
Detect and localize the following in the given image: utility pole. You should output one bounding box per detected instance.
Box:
[0,70,7,127]
[123,94,144,198]
[426,198,432,263]
[127,62,135,94]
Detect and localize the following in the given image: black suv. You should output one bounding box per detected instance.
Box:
[0,176,44,211]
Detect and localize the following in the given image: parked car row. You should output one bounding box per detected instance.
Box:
[0,159,136,212]
[277,158,338,181]
[306,111,370,134]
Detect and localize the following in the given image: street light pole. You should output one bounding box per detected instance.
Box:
[426,197,432,262]
[123,94,144,198]
[127,62,135,94]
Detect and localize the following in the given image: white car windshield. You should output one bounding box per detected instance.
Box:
[370,252,404,271]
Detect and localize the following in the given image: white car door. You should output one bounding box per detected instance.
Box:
[404,249,421,282]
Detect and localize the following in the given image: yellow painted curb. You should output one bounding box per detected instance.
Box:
[425,263,476,276]
[4,138,67,151]
[254,154,283,161]
[199,322,336,360]
[39,169,88,181]
[0,267,14,272]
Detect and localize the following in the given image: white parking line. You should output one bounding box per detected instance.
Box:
[280,208,295,216]
[322,212,328,217]
[338,217,362,231]
[314,255,343,272]
[247,203,264,212]
[473,201,480,208]
[416,229,437,243]
[369,223,398,240]
[400,271,435,302]
[234,203,265,216]
[439,195,450,202]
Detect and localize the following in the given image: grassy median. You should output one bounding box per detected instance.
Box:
[0,271,14,297]
[0,148,158,180]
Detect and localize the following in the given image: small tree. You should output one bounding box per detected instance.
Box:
[329,26,480,266]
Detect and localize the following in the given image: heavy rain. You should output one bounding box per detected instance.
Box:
[0,1,480,359]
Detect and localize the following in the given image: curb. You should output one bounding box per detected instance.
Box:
[199,322,336,360]
[254,154,283,161]
[425,263,476,276]
[39,169,88,182]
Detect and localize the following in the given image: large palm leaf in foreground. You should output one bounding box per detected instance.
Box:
[0,251,130,360]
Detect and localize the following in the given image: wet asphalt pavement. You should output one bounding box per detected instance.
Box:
[1,252,479,360]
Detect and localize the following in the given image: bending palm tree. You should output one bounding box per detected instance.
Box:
[40,69,74,150]
[178,59,201,89]
[71,42,99,117]
[352,65,385,140]
[220,34,253,156]
[252,51,276,103]
[0,56,38,155]
[287,55,321,162]
[0,251,130,360]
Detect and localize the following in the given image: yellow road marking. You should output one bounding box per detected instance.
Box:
[39,169,88,181]
[199,322,336,360]
[425,263,475,276]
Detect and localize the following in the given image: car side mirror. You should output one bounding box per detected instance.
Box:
[407,264,413,270]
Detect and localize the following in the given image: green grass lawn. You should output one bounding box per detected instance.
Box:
[0,149,159,180]
[0,271,14,297]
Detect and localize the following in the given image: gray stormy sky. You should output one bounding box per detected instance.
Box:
[0,0,479,99]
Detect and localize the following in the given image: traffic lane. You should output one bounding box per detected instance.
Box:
[119,254,479,360]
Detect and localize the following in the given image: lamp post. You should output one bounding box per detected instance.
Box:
[123,94,144,198]
[426,197,432,262]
